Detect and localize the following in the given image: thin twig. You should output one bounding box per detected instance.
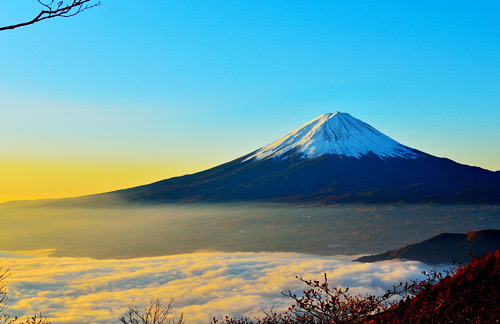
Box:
[0,0,100,31]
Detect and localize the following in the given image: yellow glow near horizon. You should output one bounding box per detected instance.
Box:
[0,159,206,203]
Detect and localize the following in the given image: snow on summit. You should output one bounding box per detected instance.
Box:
[245,112,419,161]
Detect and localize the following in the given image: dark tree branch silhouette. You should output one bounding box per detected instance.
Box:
[0,0,100,31]
[0,265,11,324]
[120,298,184,324]
[1,263,51,324]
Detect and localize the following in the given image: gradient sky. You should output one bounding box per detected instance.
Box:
[1,1,499,202]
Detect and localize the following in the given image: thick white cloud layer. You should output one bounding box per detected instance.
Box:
[0,252,433,324]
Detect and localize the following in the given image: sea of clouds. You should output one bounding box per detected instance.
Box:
[0,251,435,324]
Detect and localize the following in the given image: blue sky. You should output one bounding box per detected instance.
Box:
[1,1,499,201]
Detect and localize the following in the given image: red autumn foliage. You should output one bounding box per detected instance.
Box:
[370,249,500,324]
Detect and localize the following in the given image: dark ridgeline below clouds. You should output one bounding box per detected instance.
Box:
[355,229,500,264]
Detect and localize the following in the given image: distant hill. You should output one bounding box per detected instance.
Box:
[354,229,500,264]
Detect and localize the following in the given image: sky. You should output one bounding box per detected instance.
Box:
[1,1,499,202]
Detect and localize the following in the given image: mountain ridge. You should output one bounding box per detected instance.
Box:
[113,150,499,204]
[354,229,500,264]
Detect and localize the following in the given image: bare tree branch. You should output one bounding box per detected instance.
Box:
[120,298,184,324]
[0,0,100,31]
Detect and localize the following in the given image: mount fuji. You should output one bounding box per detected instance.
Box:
[25,112,486,207]
[98,112,500,205]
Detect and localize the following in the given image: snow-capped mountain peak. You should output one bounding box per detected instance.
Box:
[244,112,419,161]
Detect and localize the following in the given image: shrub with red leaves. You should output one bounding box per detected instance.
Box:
[371,249,500,324]
[214,271,412,324]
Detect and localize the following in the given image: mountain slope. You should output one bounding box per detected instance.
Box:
[354,229,500,264]
[106,112,500,205]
